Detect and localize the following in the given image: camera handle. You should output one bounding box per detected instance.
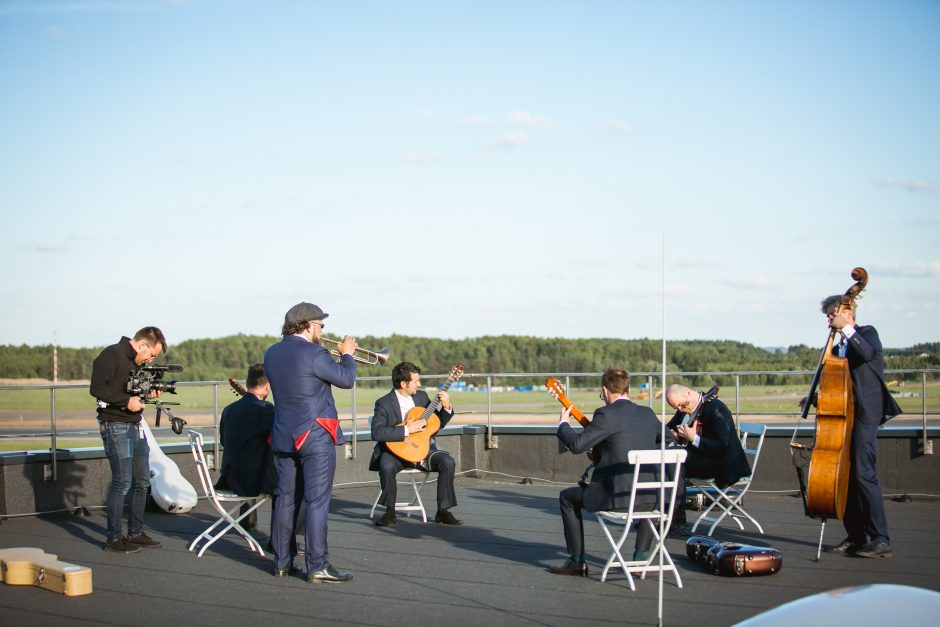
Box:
[151,400,187,435]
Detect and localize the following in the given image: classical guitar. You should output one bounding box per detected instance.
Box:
[544,377,590,427]
[386,365,464,464]
[229,376,247,396]
[545,377,595,464]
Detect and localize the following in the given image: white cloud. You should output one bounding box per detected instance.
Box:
[508,110,553,127]
[399,154,443,165]
[463,115,492,126]
[871,261,940,278]
[719,275,775,289]
[609,120,632,133]
[879,178,934,193]
[47,25,62,36]
[482,130,529,150]
[19,242,67,253]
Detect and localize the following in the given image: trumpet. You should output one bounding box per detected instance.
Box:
[320,337,390,366]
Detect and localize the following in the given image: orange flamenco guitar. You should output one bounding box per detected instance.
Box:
[545,377,590,427]
[386,365,464,464]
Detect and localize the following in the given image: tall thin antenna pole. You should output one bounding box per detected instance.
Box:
[658,233,666,626]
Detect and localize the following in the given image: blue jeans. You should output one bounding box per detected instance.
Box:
[100,421,150,541]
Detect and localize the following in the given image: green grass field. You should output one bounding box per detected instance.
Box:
[2,380,934,416]
[1,379,936,452]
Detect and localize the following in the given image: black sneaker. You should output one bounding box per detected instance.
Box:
[105,537,142,553]
[127,532,162,548]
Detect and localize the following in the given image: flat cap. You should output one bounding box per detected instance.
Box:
[284,302,329,325]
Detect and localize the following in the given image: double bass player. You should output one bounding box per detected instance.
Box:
[802,295,902,558]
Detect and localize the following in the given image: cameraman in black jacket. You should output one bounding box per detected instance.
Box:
[90,326,167,553]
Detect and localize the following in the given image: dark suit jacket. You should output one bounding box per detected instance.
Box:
[840,325,902,425]
[556,398,660,512]
[666,396,751,487]
[369,389,455,471]
[216,393,276,496]
[263,335,356,452]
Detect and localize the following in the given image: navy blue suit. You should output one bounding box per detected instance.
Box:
[839,324,902,545]
[369,389,457,512]
[264,336,356,573]
[556,398,661,558]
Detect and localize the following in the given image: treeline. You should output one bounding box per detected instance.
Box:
[2,336,938,387]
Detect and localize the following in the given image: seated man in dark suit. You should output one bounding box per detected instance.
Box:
[216,363,276,530]
[370,361,461,527]
[217,363,302,555]
[551,367,662,576]
[665,383,751,528]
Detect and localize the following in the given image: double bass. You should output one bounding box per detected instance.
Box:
[791,267,868,521]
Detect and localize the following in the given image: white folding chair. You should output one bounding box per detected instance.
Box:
[689,422,766,537]
[369,467,430,522]
[187,431,268,557]
[595,448,687,589]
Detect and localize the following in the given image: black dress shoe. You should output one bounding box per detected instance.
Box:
[375,511,397,527]
[549,559,588,577]
[855,540,892,558]
[273,564,302,577]
[435,509,463,526]
[307,564,353,583]
[825,539,860,555]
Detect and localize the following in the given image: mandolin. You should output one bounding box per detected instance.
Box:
[544,377,590,427]
[386,365,463,464]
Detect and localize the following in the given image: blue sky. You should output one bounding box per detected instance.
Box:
[1,0,937,350]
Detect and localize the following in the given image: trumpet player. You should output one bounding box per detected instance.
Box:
[263,302,357,583]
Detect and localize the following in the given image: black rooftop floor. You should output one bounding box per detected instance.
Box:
[1,478,938,626]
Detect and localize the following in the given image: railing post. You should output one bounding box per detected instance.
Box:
[648,375,654,409]
[735,373,741,430]
[351,381,357,460]
[486,375,494,448]
[50,386,58,481]
[924,370,932,455]
[212,383,219,469]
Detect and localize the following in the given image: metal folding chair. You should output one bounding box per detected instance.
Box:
[689,422,767,537]
[370,467,430,522]
[595,448,688,589]
[187,431,268,557]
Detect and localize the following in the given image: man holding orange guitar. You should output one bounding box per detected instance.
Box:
[369,362,462,527]
[551,368,660,576]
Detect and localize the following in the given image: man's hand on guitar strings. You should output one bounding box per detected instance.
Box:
[437,390,452,412]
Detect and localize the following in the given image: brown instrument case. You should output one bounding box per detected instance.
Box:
[0,547,93,596]
[685,536,722,562]
[705,543,783,576]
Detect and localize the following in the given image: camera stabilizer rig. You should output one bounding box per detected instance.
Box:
[126,364,188,435]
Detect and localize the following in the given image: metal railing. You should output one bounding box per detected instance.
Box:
[1,368,937,480]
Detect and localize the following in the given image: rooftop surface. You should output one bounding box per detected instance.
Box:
[1,477,938,626]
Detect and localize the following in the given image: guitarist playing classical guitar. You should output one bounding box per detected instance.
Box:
[369,362,463,527]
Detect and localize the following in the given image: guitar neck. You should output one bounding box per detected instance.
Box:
[421,378,456,420]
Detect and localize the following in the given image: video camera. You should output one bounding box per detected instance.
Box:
[126,364,188,434]
[125,364,183,397]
